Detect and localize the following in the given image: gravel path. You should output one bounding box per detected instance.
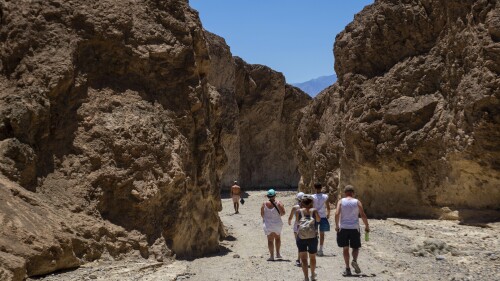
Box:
[30,190,500,281]
[180,191,386,281]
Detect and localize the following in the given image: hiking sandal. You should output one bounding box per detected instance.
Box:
[342,268,352,276]
[351,260,361,274]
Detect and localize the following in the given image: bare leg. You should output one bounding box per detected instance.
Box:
[319,231,325,249]
[343,247,350,268]
[267,234,275,259]
[300,252,309,280]
[352,248,359,261]
[233,202,237,213]
[275,234,282,257]
[310,253,317,277]
[294,233,300,261]
[235,202,239,213]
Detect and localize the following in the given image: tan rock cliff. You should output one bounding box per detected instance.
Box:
[0,0,224,279]
[0,1,311,279]
[205,33,311,189]
[298,0,500,219]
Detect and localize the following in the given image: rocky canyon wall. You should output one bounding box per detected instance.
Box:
[205,32,311,189]
[298,0,500,219]
[0,0,311,279]
[0,0,227,280]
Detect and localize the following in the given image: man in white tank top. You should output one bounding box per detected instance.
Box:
[334,185,370,276]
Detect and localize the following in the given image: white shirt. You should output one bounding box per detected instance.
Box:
[313,193,328,218]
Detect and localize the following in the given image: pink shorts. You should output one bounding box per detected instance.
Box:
[232,195,240,203]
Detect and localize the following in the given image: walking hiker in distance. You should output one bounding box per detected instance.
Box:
[312,182,331,256]
[335,185,370,276]
[295,194,321,281]
[230,181,241,214]
[261,189,286,261]
[288,191,305,267]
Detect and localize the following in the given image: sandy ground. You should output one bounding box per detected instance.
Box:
[31,190,500,281]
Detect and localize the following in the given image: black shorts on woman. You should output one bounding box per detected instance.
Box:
[296,236,318,254]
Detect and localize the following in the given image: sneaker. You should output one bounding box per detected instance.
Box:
[267,256,274,261]
[311,273,317,281]
[317,250,324,256]
[276,254,283,259]
[295,259,301,267]
[351,260,361,274]
[342,268,352,276]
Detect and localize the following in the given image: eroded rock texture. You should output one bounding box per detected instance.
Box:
[0,0,225,279]
[298,0,500,218]
[0,0,311,278]
[206,33,311,189]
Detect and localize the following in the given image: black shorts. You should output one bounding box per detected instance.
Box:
[296,237,318,254]
[336,229,361,249]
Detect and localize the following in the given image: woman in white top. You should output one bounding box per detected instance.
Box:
[261,189,286,261]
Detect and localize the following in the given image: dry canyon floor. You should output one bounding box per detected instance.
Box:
[31,191,500,281]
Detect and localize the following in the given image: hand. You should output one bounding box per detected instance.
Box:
[365,226,370,232]
[335,226,340,232]
[288,220,291,226]
[327,214,330,219]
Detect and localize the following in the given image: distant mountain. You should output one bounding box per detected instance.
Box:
[292,75,337,97]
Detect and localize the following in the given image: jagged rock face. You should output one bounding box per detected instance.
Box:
[297,85,343,196]
[299,0,500,218]
[235,58,311,188]
[206,33,311,189]
[204,32,241,188]
[0,0,224,279]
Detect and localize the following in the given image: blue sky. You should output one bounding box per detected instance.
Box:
[189,0,374,84]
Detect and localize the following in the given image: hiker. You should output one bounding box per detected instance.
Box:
[295,194,321,281]
[261,189,286,261]
[312,183,331,256]
[334,185,370,276]
[230,181,241,214]
[288,191,304,266]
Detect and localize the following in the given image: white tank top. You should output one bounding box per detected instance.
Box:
[263,203,282,224]
[339,198,359,229]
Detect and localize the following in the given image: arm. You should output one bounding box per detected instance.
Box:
[334,200,341,232]
[288,206,297,225]
[358,201,370,232]
[326,195,331,219]
[313,208,321,222]
[261,203,264,219]
[278,201,286,216]
[230,187,233,197]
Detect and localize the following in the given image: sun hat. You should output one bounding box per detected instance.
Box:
[301,194,314,205]
[267,189,276,198]
[296,192,305,200]
[344,185,355,192]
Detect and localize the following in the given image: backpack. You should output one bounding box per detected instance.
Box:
[297,209,317,239]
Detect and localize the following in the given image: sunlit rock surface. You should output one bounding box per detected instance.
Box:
[298,0,500,218]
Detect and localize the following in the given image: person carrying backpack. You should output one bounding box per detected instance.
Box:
[288,192,305,267]
[295,194,321,281]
